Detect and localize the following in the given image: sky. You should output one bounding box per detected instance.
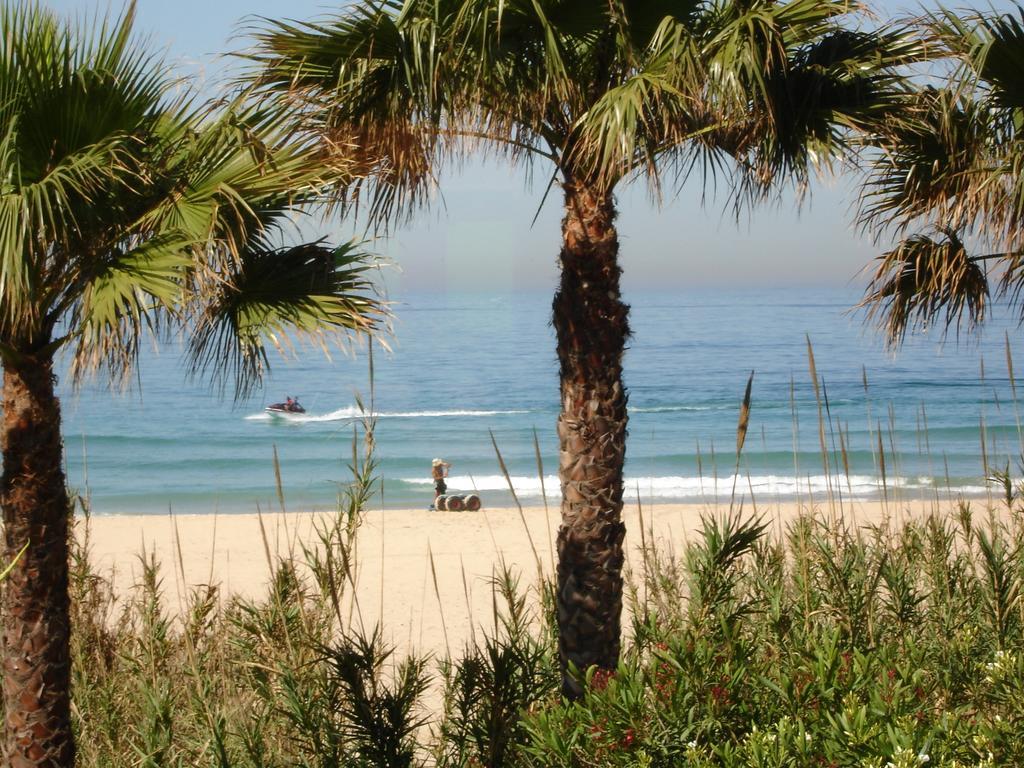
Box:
[44,0,1016,295]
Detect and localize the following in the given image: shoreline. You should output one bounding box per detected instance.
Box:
[81,485,997,519]
[78,495,986,659]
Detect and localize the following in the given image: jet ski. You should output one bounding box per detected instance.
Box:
[266,399,306,416]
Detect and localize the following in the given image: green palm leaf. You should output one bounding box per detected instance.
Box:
[0,6,389,761]
[188,240,384,398]
[68,233,193,381]
[931,4,1024,112]
[0,2,386,390]
[247,2,443,224]
[0,1,168,335]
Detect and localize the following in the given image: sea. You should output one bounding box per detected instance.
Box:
[52,286,1024,515]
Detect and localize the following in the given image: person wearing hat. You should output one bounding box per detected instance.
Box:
[431,458,451,504]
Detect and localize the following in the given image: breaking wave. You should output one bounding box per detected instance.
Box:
[399,473,988,499]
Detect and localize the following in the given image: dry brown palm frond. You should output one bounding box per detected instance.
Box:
[320,119,441,226]
[993,243,1024,321]
[860,228,990,345]
[736,370,754,459]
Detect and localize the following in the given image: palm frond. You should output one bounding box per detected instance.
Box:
[0,0,170,340]
[859,229,990,344]
[729,17,925,203]
[570,22,695,189]
[187,240,386,399]
[930,3,1024,112]
[0,5,387,402]
[861,88,983,230]
[248,0,921,225]
[246,1,446,226]
[67,233,192,383]
[893,5,1023,239]
[858,4,1024,351]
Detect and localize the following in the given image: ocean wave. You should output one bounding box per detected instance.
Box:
[402,474,561,493]
[399,473,990,498]
[246,406,529,422]
[630,405,727,413]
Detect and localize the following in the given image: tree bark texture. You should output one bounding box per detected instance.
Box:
[553,180,629,699]
[1,354,74,768]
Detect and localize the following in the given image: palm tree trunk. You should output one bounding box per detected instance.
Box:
[552,179,629,699]
[1,353,74,768]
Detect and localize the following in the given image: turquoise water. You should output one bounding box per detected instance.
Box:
[52,287,1024,514]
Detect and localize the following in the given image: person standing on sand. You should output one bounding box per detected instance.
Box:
[432,458,450,503]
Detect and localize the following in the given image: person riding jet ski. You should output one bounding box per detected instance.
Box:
[266,396,306,414]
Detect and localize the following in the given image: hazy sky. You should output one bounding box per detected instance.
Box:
[45,0,1013,294]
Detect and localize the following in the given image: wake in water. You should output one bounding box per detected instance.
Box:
[245,405,531,423]
[246,403,725,422]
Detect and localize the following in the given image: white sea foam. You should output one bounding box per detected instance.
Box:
[400,473,988,498]
[245,406,529,422]
[403,474,562,493]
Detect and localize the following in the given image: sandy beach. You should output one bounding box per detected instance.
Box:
[77,493,977,659]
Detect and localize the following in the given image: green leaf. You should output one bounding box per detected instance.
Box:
[0,541,29,582]
[187,239,385,398]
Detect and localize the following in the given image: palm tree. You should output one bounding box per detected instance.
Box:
[0,4,384,765]
[859,4,1024,342]
[251,0,918,696]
